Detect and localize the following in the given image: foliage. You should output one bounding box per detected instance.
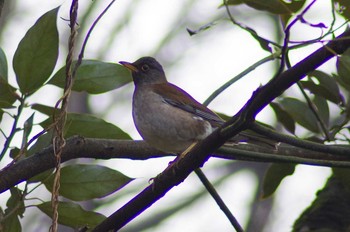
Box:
[0,0,350,231]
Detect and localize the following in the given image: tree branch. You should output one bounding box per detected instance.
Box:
[1,135,350,195]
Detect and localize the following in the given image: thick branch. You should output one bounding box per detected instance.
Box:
[92,30,350,231]
[1,136,350,194]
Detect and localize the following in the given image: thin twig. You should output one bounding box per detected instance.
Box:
[0,95,26,161]
[195,169,244,232]
[74,0,116,76]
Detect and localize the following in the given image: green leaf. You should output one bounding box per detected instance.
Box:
[28,169,54,183]
[0,47,8,81]
[40,113,131,139]
[13,7,59,95]
[333,168,350,192]
[37,201,106,229]
[262,163,296,198]
[270,102,295,134]
[27,130,53,157]
[31,103,60,116]
[280,97,320,133]
[226,0,306,14]
[313,95,329,128]
[6,187,25,218]
[23,113,35,142]
[334,0,350,20]
[48,60,131,94]
[44,164,133,201]
[303,70,344,104]
[1,213,21,232]
[0,79,17,108]
[336,48,350,88]
[9,147,20,159]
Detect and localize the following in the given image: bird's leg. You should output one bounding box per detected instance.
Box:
[179,142,197,159]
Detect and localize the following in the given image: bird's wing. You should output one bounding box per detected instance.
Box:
[152,83,224,127]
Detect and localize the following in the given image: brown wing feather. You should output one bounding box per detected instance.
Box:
[152,83,224,127]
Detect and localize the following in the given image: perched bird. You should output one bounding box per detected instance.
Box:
[120,57,274,154]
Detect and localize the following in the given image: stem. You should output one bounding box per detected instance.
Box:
[0,95,26,161]
[195,169,244,232]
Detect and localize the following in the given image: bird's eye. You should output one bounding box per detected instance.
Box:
[141,64,149,72]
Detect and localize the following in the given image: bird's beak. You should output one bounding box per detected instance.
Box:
[119,61,139,72]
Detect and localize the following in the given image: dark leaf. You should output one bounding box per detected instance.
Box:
[226,0,306,14]
[1,213,21,232]
[0,47,8,81]
[37,201,106,229]
[40,113,131,139]
[48,60,131,94]
[304,70,344,104]
[336,48,350,88]
[187,22,216,36]
[23,113,35,142]
[334,0,350,20]
[262,163,296,198]
[31,103,60,116]
[270,102,295,134]
[6,187,25,218]
[44,164,133,201]
[333,168,350,192]
[13,7,59,95]
[28,169,54,183]
[27,130,53,157]
[280,97,320,133]
[0,79,17,108]
[9,147,20,159]
[313,95,329,128]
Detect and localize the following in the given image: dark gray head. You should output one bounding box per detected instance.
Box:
[119,57,167,86]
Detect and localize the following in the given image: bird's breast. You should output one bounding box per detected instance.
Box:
[132,87,213,153]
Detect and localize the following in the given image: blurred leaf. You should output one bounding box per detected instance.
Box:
[1,187,25,231]
[262,163,296,198]
[336,48,350,88]
[333,168,350,192]
[0,47,8,81]
[44,164,133,201]
[229,23,272,52]
[270,102,295,134]
[31,103,60,116]
[280,97,320,133]
[23,113,35,143]
[334,0,350,20]
[303,70,344,104]
[6,187,25,218]
[226,0,306,14]
[9,147,20,159]
[1,212,21,232]
[313,95,329,128]
[28,169,54,183]
[0,79,17,108]
[37,201,106,229]
[27,130,52,157]
[48,60,131,94]
[40,113,131,139]
[13,7,59,95]
[187,22,216,36]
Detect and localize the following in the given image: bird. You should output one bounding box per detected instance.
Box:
[119,56,275,154]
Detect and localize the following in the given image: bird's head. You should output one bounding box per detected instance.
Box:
[119,57,167,86]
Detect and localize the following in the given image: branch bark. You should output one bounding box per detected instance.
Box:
[1,134,350,194]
